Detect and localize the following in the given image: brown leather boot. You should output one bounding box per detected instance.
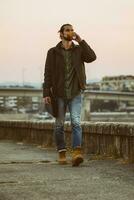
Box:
[72,146,84,167]
[58,149,67,165]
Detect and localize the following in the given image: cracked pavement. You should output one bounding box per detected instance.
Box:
[0,140,134,200]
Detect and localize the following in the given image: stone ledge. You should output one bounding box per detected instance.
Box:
[0,120,134,163]
[0,121,134,135]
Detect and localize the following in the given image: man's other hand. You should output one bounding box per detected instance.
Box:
[43,96,51,104]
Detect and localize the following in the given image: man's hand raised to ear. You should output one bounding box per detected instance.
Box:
[73,32,82,43]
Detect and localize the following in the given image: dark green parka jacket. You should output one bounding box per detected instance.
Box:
[43,40,96,98]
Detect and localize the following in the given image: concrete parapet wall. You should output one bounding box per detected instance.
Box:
[0,120,133,163]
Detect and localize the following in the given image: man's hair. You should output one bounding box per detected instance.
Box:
[58,23,72,33]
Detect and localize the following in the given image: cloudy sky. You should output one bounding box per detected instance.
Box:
[0,0,134,84]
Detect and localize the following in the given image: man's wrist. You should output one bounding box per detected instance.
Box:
[78,39,83,43]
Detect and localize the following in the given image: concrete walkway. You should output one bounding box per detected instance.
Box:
[0,140,133,200]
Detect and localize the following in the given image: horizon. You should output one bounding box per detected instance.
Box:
[0,74,133,86]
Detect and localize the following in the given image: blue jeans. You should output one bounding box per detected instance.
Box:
[53,92,83,151]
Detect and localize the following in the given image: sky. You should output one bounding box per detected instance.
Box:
[0,0,134,84]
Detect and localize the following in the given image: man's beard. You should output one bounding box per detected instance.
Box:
[63,35,72,41]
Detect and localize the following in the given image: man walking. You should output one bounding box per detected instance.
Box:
[43,24,96,166]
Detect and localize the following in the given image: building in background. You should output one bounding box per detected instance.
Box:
[100,75,134,92]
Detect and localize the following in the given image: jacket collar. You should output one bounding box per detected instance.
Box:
[54,40,78,55]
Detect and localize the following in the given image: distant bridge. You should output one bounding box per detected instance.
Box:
[0,88,42,98]
[0,87,134,101]
[0,87,134,121]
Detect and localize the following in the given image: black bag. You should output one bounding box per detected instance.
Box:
[45,88,58,118]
